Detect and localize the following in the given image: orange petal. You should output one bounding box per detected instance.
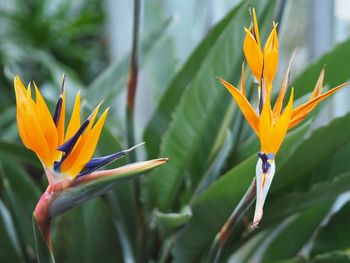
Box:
[240,62,246,97]
[60,103,102,175]
[272,50,296,121]
[218,77,259,135]
[14,78,30,148]
[259,92,273,154]
[310,68,325,99]
[65,91,81,141]
[252,8,261,48]
[244,28,263,81]
[23,85,52,165]
[34,83,59,160]
[271,88,294,154]
[64,108,109,177]
[289,83,348,128]
[263,24,278,86]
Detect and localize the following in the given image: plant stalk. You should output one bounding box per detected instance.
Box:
[126,0,143,262]
[126,0,141,159]
[207,178,256,263]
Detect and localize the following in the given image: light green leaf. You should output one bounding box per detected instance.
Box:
[143,1,274,212]
[143,1,246,158]
[310,201,350,257]
[154,207,192,236]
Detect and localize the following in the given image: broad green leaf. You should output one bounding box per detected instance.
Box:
[144,1,274,212]
[272,112,350,193]
[0,140,41,169]
[49,158,168,218]
[0,161,40,259]
[293,37,350,98]
[144,1,246,158]
[0,199,24,262]
[53,199,123,263]
[311,251,350,263]
[261,202,333,263]
[263,172,350,225]
[192,130,233,199]
[310,201,350,257]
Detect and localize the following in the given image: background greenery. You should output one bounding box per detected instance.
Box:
[1,0,350,262]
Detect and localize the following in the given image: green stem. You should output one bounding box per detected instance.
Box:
[207,178,256,263]
[126,0,143,262]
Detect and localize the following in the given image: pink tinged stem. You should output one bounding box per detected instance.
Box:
[34,187,56,250]
[253,158,276,228]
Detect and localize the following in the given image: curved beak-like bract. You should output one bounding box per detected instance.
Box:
[218,8,348,227]
[14,75,168,249]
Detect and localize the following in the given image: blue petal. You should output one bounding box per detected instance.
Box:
[52,97,63,126]
[77,142,145,177]
[53,75,66,126]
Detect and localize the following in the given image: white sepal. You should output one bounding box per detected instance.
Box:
[253,158,276,227]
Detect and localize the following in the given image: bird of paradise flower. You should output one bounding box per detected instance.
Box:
[218,9,348,227]
[14,75,168,249]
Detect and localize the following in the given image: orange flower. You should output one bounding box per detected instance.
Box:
[243,8,278,88]
[14,76,142,184]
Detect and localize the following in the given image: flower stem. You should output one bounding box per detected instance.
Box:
[126,0,141,159]
[207,178,256,263]
[126,0,143,262]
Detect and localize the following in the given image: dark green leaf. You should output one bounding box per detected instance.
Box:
[310,201,350,257]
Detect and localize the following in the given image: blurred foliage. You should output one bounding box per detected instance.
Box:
[0,0,107,112]
[1,0,350,262]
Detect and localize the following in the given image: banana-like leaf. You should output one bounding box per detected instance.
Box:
[52,199,124,263]
[0,140,40,168]
[311,251,350,263]
[144,1,244,159]
[259,202,333,263]
[49,158,168,218]
[143,0,274,212]
[310,201,350,258]
[0,199,24,262]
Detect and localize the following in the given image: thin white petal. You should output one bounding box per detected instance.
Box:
[253,159,276,227]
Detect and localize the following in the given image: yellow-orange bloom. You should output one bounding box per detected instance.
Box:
[243,8,278,88]
[14,76,111,183]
